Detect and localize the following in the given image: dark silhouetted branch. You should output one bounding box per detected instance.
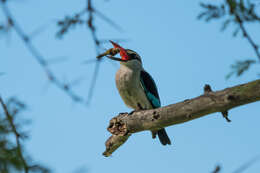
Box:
[103,79,260,156]
[212,165,221,173]
[199,0,260,77]
[0,97,29,173]
[232,155,260,173]
[57,0,123,104]
[0,0,85,104]
[234,13,260,60]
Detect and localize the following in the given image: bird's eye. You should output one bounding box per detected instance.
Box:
[129,53,136,59]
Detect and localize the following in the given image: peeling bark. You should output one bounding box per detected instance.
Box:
[103,79,260,156]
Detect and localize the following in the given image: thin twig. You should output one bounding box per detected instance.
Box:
[235,14,260,60]
[212,165,221,173]
[55,0,122,104]
[86,59,102,105]
[0,96,29,173]
[232,155,260,173]
[0,0,84,104]
[85,0,103,104]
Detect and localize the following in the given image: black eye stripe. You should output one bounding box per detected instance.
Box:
[129,53,137,59]
[125,49,142,63]
[127,53,138,59]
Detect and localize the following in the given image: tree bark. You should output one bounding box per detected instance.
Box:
[103,79,260,157]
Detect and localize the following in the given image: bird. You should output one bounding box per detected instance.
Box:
[108,40,171,145]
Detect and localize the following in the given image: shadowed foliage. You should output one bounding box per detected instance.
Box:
[198,0,260,78]
[0,97,50,173]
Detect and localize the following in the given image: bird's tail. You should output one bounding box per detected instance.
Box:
[157,128,171,145]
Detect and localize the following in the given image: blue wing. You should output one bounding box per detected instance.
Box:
[140,70,161,108]
[140,70,171,145]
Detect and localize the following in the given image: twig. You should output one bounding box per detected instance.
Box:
[212,165,221,173]
[224,0,260,61]
[86,59,102,105]
[0,0,84,104]
[235,14,260,61]
[56,0,122,104]
[232,155,260,173]
[0,96,29,173]
[85,0,122,104]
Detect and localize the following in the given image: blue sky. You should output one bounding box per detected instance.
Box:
[1,0,260,172]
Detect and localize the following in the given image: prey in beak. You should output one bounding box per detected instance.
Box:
[96,41,129,62]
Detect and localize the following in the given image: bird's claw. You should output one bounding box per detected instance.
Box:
[129,110,142,115]
[119,112,128,115]
[129,110,135,115]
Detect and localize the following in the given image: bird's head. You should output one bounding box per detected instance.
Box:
[109,41,142,68]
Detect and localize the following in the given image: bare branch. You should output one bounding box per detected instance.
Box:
[104,79,260,156]
[0,0,85,104]
[86,60,101,105]
[199,0,260,76]
[234,13,260,60]
[232,155,260,173]
[56,0,123,104]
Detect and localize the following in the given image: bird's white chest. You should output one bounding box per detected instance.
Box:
[115,66,151,110]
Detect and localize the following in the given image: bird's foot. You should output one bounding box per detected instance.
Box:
[129,110,135,115]
[129,110,142,115]
[151,131,157,139]
[118,112,128,115]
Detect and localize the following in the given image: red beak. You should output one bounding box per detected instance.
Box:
[109,40,129,61]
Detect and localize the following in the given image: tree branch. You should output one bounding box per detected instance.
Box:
[103,79,260,156]
[0,97,29,173]
[56,0,123,104]
[234,13,260,61]
[1,0,85,104]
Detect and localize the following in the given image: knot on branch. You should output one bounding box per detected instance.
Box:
[226,94,239,101]
[107,113,129,135]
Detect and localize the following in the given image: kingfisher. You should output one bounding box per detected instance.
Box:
[108,41,171,145]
